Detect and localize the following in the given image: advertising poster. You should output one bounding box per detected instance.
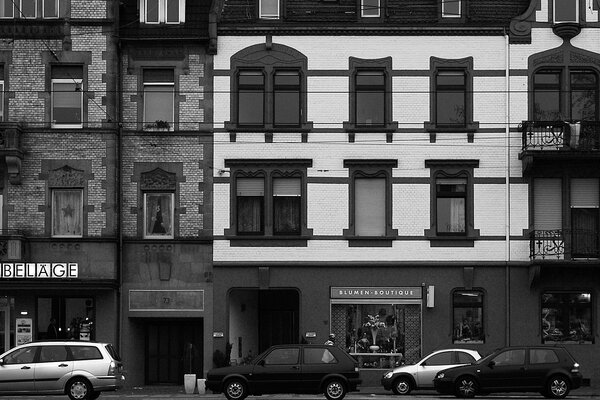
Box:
[16,318,32,345]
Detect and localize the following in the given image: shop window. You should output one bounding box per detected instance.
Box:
[361,0,380,17]
[553,0,578,23]
[37,297,95,341]
[442,0,461,18]
[144,192,174,239]
[542,292,593,344]
[51,65,83,128]
[226,159,312,239]
[141,0,185,24]
[143,69,174,131]
[453,290,484,344]
[0,0,13,18]
[259,0,279,19]
[51,189,83,237]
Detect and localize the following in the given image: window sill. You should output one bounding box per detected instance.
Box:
[343,122,398,133]
[228,236,310,247]
[424,121,479,143]
[224,122,313,133]
[347,236,396,247]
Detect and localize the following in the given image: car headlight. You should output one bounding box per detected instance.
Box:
[384,371,394,379]
[436,372,445,379]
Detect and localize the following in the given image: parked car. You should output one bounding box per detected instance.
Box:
[433,346,582,399]
[0,340,124,400]
[206,344,361,400]
[381,348,481,395]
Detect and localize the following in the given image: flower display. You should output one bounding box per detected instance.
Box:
[363,314,386,350]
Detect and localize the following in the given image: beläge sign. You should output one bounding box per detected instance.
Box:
[1,263,78,278]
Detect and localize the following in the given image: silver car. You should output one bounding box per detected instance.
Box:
[381,348,481,395]
[0,340,124,400]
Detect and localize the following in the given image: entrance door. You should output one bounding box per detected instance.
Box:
[258,290,299,353]
[0,297,13,354]
[145,319,203,385]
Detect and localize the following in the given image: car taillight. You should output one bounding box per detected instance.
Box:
[571,363,580,373]
[108,361,117,375]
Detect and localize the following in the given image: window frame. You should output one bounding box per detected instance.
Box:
[441,0,462,18]
[43,0,59,18]
[541,292,593,344]
[236,176,265,236]
[553,0,579,23]
[51,188,84,238]
[259,0,280,19]
[143,192,175,239]
[435,176,467,236]
[0,0,14,18]
[140,0,186,24]
[361,0,380,18]
[20,0,36,18]
[51,78,83,128]
[237,70,265,128]
[0,80,4,122]
[143,68,175,131]
[452,289,485,344]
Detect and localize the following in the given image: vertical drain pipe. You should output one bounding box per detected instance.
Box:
[504,30,511,347]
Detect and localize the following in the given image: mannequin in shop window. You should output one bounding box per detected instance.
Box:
[47,317,59,339]
[357,332,370,352]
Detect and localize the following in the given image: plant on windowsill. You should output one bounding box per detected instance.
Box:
[144,120,171,131]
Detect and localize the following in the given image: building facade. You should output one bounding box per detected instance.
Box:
[212,0,599,388]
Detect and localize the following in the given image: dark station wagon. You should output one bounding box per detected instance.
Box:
[206,344,361,400]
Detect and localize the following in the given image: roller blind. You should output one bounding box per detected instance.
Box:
[534,178,562,230]
[571,179,599,207]
[355,178,385,236]
[273,178,300,196]
[237,178,264,196]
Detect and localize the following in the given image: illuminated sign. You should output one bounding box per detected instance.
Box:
[1,263,78,278]
[330,286,422,299]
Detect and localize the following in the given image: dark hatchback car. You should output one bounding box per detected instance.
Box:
[433,346,582,399]
[206,344,361,400]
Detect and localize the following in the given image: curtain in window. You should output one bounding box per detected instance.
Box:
[53,190,82,236]
[355,178,385,236]
[273,178,301,235]
[356,71,385,126]
[145,193,173,237]
[237,178,264,234]
[436,178,466,233]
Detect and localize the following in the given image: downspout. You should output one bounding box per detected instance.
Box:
[114,3,123,354]
[504,29,511,347]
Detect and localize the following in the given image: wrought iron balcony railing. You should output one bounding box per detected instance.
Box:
[521,121,600,152]
[530,229,600,261]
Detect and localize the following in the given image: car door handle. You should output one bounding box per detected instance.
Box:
[59,364,69,367]
[292,366,300,370]
[21,366,31,370]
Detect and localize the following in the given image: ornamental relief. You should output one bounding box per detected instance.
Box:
[141,168,177,191]
[48,165,85,188]
[532,52,564,66]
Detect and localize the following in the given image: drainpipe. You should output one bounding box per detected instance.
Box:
[504,29,511,347]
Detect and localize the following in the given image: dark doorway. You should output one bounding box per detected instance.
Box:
[258,290,299,353]
[145,319,203,384]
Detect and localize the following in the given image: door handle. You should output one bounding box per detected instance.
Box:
[59,364,69,367]
[21,366,31,370]
[292,366,300,370]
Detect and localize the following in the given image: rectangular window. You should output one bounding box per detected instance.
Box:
[436,71,466,127]
[44,0,58,18]
[570,179,599,259]
[355,71,385,127]
[143,69,174,131]
[144,193,174,239]
[274,71,300,127]
[436,178,466,234]
[259,0,279,19]
[37,297,95,340]
[142,0,185,24]
[20,0,36,18]
[361,0,380,17]
[0,79,4,122]
[52,189,83,237]
[237,178,264,235]
[442,0,461,18]
[554,0,578,23]
[355,178,386,236]
[238,71,265,127]
[453,290,484,344]
[534,71,561,121]
[51,65,83,128]
[542,292,593,344]
[0,0,13,18]
[570,71,598,121]
[273,178,301,235]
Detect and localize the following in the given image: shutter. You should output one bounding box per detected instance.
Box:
[534,179,562,230]
[355,178,385,236]
[273,178,300,196]
[237,178,264,196]
[571,179,599,207]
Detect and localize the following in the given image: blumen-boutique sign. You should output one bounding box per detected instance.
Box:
[330,286,422,299]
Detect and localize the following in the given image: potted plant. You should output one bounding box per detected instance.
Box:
[363,314,386,352]
[144,120,171,131]
[183,343,196,394]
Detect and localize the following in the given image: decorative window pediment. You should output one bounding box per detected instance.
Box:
[49,165,85,188]
[141,168,177,191]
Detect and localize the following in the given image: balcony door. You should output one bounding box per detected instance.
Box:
[571,179,599,259]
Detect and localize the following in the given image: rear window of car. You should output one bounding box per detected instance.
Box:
[530,349,559,364]
[40,346,68,362]
[457,351,477,364]
[105,344,122,362]
[426,351,453,365]
[263,348,299,365]
[304,348,338,364]
[69,346,103,361]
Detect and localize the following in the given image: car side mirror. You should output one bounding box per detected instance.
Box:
[487,361,495,368]
[257,359,265,367]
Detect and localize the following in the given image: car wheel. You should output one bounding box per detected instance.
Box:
[392,377,412,395]
[455,376,477,398]
[66,377,92,400]
[546,375,570,399]
[224,379,247,400]
[324,379,347,400]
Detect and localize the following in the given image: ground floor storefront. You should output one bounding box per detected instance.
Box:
[213,263,598,389]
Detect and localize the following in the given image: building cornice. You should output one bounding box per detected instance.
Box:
[217,26,507,36]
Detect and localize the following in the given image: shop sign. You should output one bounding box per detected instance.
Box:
[1,263,78,278]
[331,286,422,299]
[129,290,204,311]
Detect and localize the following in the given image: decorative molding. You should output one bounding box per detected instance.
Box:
[141,168,177,191]
[48,165,85,188]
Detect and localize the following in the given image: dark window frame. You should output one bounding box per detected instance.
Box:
[452,288,485,344]
[541,291,594,344]
[439,0,466,22]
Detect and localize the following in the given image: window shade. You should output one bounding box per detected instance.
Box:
[273,178,300,196]
[237,178,264,196]
[571,179,599,207]
[52,65,83,79]
[143,69,174,83]
[534,179,562,230]
[355,178,385,236]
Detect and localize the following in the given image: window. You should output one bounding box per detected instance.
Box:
[344,160,397,241]
[0,68,4,122]
[0,0,13,18]
[426,351,453,366]
[533,71,561,121]
[70,346,103,361]
[144,193,174,239]
[51,65,83,128]
[554,0,578,23]
[4,347,36,364]
[40,346,68,362]
[236,177,265,235]
[143,69,174,131]
[530,349,559,364]
[570,179,599,259]
[355,71,385,127]
[542,292,593,344]
[273,178,301,235]
[436,177,466,234]
[436,71,466,127]
[44,0,58,18]
[37,297,95,340]
[264,347,299,365]
[0,0,61,18]
[141,0,185,24]
[274,71,300,127]
[304,348,338,364]
[361,0,380,17]
[492,349,525,366]
[238,71,264,127]
[457,351,478,364]
[52,189,83,237]
[259,0,279,19]
[442,0,461,18]
[20,0,35,18]
[453,290,484,343]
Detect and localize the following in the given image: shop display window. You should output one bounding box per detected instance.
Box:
[542,292,593,344]
[453,290,484,344]
[37,297,95,341]
[331,303,421,368]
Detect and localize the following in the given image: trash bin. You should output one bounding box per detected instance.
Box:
[197,378,206,395]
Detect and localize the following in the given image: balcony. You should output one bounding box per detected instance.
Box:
[519,121,600,174]
[0,230,27,261]
[0,122,25,184]
[529,229,599,261]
